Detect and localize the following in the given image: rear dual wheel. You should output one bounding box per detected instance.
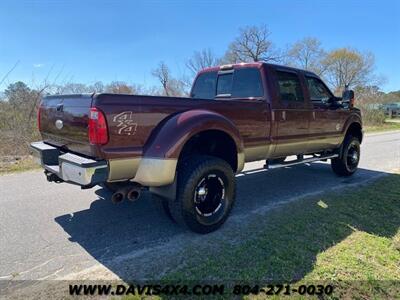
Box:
[153,155,236,234]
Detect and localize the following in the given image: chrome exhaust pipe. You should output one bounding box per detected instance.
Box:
[127,186,141,202]
[111,191,124,204]
[111,184,141,204]
[111,185,130,204]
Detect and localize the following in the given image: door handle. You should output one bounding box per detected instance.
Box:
[56,103,64,112]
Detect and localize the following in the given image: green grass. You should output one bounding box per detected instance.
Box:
[0,155,40,175]
[365,119,400,133]
[161,174,400,299]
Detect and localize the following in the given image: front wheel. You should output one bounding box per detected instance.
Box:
[331,135,360,176]
[169,155,236,234]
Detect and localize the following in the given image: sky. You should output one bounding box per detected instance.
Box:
[0,0,399,92]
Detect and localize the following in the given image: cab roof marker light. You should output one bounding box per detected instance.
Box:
[220,64,233,70]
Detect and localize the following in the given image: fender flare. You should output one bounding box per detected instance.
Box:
[335,114,362,159]
[144,109,244,159]
[134,109,244,187]
[341,114,363,143]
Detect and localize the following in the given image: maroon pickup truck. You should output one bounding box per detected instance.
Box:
[31,62,362,233]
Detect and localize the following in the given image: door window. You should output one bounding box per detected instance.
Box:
[192,68,264,99]
[231,68,264,98]
[306,77,333,105]
[276,71,304,102]
[216,68,264,98]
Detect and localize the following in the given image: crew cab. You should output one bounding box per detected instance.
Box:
[31,62,362,233]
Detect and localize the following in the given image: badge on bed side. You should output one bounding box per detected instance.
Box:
[113,111,138,135]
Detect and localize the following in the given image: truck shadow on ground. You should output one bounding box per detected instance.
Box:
[55,162,398,284]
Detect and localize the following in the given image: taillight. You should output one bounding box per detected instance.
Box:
[88,107,109,145]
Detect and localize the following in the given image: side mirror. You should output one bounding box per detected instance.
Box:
[342,90,355,107]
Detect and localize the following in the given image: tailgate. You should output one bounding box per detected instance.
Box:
[39,94,94,156]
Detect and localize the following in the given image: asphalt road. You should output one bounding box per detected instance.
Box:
[0,131,399,281]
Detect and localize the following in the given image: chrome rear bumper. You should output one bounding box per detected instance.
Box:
[30,141,108,187]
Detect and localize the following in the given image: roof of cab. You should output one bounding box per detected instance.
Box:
[197,62,318,77]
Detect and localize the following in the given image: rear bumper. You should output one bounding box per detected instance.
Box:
[30,141,108,187]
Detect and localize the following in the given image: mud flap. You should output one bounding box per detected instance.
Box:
[149,172,177,200]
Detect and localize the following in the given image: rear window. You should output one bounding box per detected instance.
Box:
[216,73,233,96]
[191,68,264,99]
[276,71,304,102]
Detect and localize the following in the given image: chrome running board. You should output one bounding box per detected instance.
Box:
[266,154,339,170]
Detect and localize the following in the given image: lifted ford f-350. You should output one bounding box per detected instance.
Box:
[31,62,362,233]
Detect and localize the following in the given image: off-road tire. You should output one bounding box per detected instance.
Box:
[331,135,361,176]
[169,155,236,234]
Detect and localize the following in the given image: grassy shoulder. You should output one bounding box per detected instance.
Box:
[162,174,400,299]
[0,155,40,175]
[364,119,400,133]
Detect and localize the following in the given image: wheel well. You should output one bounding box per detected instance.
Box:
[346,122,363,143]
[179,130,238,171]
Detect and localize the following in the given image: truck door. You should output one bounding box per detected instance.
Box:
[271,69,311,157]
[191,65,271,163]
[212,67,271,162]
[304,75,345,152]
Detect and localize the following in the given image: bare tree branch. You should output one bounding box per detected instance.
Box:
[222,25,281,63]
[286,37,327,75]
[152,61,171,96]
[0,60,20,88]
[186,49,220,75]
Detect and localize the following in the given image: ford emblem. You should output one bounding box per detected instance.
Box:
[55,119,63,129]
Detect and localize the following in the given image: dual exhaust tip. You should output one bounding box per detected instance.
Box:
[111,185,141,204]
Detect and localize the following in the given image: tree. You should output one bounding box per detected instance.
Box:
[152,61,185,97]
[222,25,280,63]
[152,61,171,96]
[321,48,375,93]
[90,81,105,93]
[55,83,90,94]
[186,49,220,75]
[353,85,386,125]
[4,81,42,123]
[1,81,41,155]
[4,81,32,106]
[105,81,135,94]
[286,37,326,75]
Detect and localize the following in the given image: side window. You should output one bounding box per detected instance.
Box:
[194,68,264,99]
[232,68,264,98]
[216,68,264,98]
[191,71,217,99]
[306,77,332,105]
[276,71,304,102]
[216,73,233,96]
